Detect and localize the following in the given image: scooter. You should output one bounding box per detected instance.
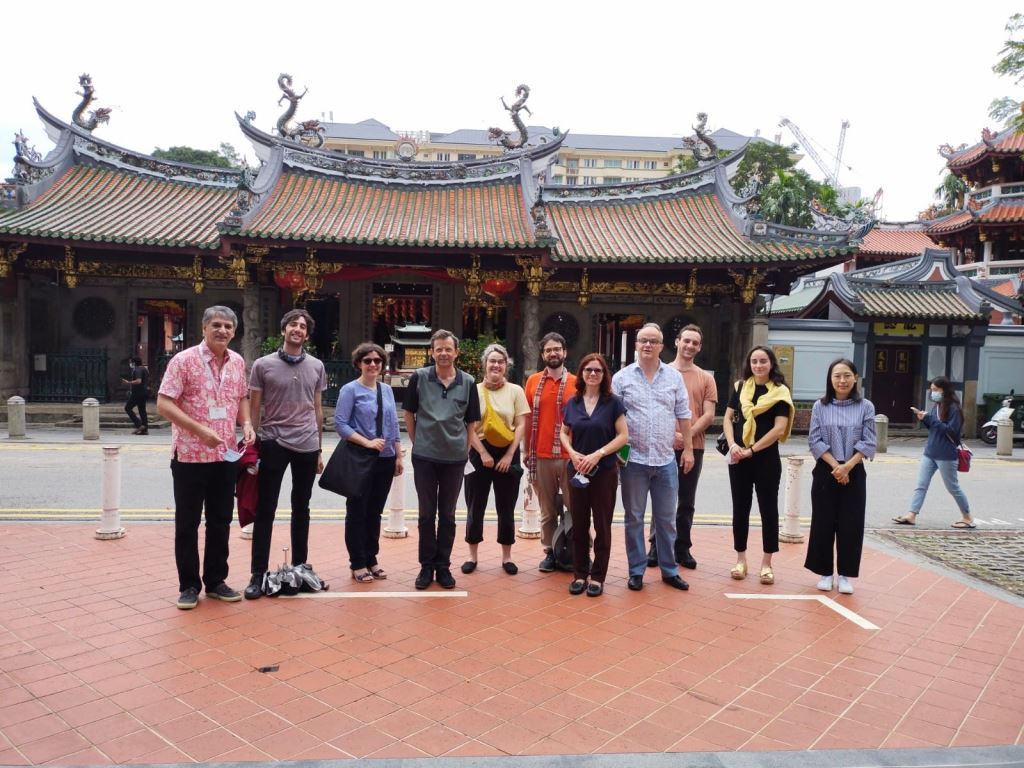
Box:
[980,390,1024,444]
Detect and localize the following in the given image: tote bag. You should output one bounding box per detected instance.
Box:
[319,383,383,498]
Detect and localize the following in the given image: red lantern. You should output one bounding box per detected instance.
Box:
[482,278,517,298]
[274,271,306,291]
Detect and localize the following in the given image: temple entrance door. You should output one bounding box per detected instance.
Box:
[596,313,647,370]
[136,299,186,367]
[871,344,917,423]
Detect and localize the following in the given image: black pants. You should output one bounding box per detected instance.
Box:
[125,393,148,429]
[171,458,236,592]
[345,455,397,570]
[250,440,320,574]
[412,457,464,569]
[464,443,521,546]
[568,465,618,583]
[650,449,705,558]
[805,460,866,578]
[728,448,781,554]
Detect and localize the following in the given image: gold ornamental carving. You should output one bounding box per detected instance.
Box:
[447,254,484,306]
[220,248,249,288]
[728,268,765,304]
[0,243,26,278]
[578,268,590,307]
[515,255,553,297]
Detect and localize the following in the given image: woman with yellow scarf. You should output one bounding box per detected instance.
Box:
[722,346,795,585]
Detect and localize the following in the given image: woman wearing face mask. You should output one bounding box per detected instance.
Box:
[893,376,974,529]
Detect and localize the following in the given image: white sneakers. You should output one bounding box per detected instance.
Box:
[816,574,855,594]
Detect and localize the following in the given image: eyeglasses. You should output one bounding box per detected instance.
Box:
[582,367,604,375]
[636,338,662,346]
[361,358,383,366]
[542,348,564,355]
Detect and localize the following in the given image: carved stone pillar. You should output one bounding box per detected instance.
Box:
[242,282,261,368]
[750,315,769,348]
[522,295,540,377]
[14,276,30,395]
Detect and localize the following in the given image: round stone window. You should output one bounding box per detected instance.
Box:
[72,297,116,340]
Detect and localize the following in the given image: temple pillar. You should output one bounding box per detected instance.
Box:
[15,276,30,395]
[242,282,260,368]
[982,239,993,265]
[750,315,769,349]
[522,294,540,377]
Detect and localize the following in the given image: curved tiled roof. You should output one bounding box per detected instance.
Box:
[926,200,1024,235]
[546,192,844,265]
[853,284,978,319]
[236,174,535,248]
[0,166,234,248]
[858,227,934,256]
[948,128,1024,170]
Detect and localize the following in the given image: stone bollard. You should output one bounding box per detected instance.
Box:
[996,417,1014,456]
[517,482,541,539]
[779,456,805,544]
[383,448,408,538]
[7,396,26,439]
[82,398,100,440]
[874,414,889,453]
[96,445,126,540]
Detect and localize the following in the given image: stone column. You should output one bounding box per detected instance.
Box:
[750,315,769,348]
[96,445,126,540]
[522,294,540,378]
[779,456,805,544]
[242,282,261,368]
[14,276,30,395]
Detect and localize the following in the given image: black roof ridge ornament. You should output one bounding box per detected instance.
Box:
[275,74,325,149]
[71,74,111,133]
[488,84,531,151]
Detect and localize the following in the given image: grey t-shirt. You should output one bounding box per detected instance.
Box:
[249,353,327,453]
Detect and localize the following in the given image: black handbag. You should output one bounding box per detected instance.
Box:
[716,383,743,456]
[319,383,383,498]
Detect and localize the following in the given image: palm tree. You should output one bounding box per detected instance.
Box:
[758,170,813,227]
[934,173,967,212]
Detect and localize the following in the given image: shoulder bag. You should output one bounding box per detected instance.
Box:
[319,383,383,498]
[947,432,972,472]
[716,382,743,456]
[481,386,515,447]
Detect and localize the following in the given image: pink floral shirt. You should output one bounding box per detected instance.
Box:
[158,341,248,463]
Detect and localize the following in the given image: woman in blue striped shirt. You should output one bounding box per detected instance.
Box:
[805,359,876,595]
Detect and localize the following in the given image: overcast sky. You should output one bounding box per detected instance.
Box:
[3,0,1018,221]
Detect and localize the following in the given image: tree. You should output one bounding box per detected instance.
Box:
[757,169,821,228]
[669,148,731,176]
[989,13,1024,128]
[934,173,967,213]
[730,142,798,194]
[151,143,243,168]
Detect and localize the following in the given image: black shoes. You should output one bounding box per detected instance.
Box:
[132,427,148,435]
[646,540,658,568]
[436,568,456,589]
[176,586,199,610]
[586,582,603,597]
[461,561,477,574]
[502,561,519,575]
[569,579,587,595]
[206,582,242,602]
[678,549,698,570]
[662,574,690,591]
[415,566,433,590]
[244,574,263,600]
[538,552,556,572]
[627,575,644,591]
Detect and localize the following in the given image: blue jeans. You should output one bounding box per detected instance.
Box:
[910,456,970,516]
[621,461,679,577]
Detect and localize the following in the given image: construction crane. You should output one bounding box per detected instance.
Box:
[778,118,850,188]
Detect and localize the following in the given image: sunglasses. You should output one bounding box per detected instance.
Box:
[361,358,383,365]
[582,367,604,374]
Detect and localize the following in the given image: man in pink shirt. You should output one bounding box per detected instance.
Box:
[157,306,255,610]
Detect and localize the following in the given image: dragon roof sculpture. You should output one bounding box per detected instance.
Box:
[275,74,325,149]
[488,84,531,151]
[71,74,111,132]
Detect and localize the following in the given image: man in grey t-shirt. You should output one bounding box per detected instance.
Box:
[244,309,327,599]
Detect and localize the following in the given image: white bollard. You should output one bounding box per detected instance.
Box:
[383,448,408,538]
[996,417,1014,457]
[96,445,126,540]
[7,396,26,439]
[517,482,541,539]
[82,398,100,440]
[874,413,888,453]
[240,522,254,540]
[779,456,805,544]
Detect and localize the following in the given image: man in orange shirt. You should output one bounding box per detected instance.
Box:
[523,332,577,572]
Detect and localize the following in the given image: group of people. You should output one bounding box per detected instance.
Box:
[155,305,972,609]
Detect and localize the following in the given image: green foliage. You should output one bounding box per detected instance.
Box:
[756,169,845,228]
[456,336,505,382]
[151,143,243,168]
[989,13,1024,128]
[731,142,798,193]
[934,173,967,214]
[670,149,731,176]
[260,335,316,356]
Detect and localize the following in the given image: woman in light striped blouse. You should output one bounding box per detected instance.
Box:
[805,359,876,595]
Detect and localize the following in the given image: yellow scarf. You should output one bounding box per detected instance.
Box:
[739,378,795,447]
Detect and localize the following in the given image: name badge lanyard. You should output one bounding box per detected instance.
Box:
[200,348,230,421]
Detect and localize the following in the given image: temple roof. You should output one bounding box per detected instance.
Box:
[944,126,1024,171]
[857,222,934,257]
[926,198,1024,235]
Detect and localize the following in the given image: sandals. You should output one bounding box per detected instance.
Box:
[370,567,387,579]
[892,515,917,526]
[951,520,977,529]
[759,566,774,585]
[730,563,747,580]
[351,570,374,583]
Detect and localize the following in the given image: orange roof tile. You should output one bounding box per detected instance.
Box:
[927,200,1024,235]
[948,129,1024,169]
[237,174,535,248]
[858,227,935,256]
[547,193,845,264]
[0,166,234,248]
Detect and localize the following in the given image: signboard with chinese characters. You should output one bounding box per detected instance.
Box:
[873,322,924,337]
[772,345,795,388]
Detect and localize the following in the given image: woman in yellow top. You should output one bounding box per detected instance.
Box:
[722,346,795,585]
[461,343,530,575]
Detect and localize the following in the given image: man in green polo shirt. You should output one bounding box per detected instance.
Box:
[403,330,481,590]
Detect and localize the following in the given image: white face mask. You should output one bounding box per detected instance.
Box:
[930,391,943,403]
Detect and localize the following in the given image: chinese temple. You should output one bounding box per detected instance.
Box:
[0,77,866,401]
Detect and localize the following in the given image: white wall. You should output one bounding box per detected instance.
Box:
[978,332,1024,401]
[767,328,854,401]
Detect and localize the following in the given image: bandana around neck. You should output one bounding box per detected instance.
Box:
[277,348,306,365]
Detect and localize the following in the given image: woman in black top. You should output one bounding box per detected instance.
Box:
[559,353,629,597]
[722,346,794,585]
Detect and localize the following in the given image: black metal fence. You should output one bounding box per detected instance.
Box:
[323,360,357,407]
[30,349,109,402]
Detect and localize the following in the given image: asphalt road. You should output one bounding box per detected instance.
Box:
[1,429,1020,531]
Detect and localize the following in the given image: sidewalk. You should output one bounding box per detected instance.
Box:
[1,519,1022,765]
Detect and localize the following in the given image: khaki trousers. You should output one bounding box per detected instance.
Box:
[534,457,571,550]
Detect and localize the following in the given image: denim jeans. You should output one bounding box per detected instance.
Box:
[910,455,970,516]
[621,461,679,577]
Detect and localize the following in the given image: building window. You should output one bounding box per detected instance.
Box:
[372,150,388,159]
[603,177,621,185]
[552,175,564,184]
[604,159,622,168]
[457,153,476,161]
[582,176,599,184]
[565,177,578,185]
[644,160,657,170]
[625,159,641,169]
[582,158,597,168]
[348,150,365,157]
[437,152,451,161]
[565,159,578,169]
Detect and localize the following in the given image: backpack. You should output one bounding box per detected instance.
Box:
[550,492,591,572]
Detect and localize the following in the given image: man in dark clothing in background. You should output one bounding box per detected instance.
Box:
[122,356,150,435]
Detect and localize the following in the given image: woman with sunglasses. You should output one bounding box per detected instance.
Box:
[335,343,403,582]
[559,353,629,596]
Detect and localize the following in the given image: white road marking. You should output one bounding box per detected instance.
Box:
[988,518,1012,525]
[279,591,469,599]
[726,593,879,630]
